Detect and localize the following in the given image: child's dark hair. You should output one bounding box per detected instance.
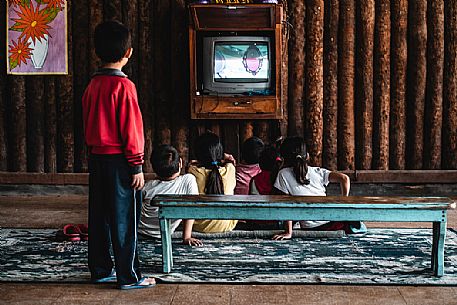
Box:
[151,145,180,178]
[195,132,224,194]
[259,145,282,185]
[241,136,264,165]
[94,20,131,63]
[280,136,310,185]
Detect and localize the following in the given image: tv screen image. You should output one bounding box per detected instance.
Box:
[202,36,272,95]
[214,42,269,81]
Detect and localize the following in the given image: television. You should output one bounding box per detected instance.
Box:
[201,36,272,95]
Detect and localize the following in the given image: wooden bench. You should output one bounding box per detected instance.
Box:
[152,195,456,276]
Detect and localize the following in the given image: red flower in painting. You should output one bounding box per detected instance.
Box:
[8,0,22,7]
[43,0,65,10]
[9,39,33,67]
[13,1,52,44]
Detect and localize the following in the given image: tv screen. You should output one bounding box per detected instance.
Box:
[202,36,272,95]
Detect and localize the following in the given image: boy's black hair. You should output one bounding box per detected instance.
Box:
[94,20,131,63]
[241,136,264,165]
[280,136,310,185]
[259,145,279,171]
[194,132,224,194]
[151,145,180,178]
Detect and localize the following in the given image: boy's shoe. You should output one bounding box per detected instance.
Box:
[119,277,156,290]
[63,224,81,242]
[92,270,117,283]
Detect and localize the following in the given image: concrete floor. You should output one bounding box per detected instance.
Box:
[1,195,457,305]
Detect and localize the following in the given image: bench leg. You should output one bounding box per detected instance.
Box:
[160,218,173,273]
[432,221,446,276]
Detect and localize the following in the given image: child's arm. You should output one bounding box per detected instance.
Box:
[328,172,350,196]
[270,186,293,240]
[182,219,203,246]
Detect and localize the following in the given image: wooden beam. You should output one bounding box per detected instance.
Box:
[373,0,390,170]
[322,0,338,171]
[338,0,355,170]
[26,77,45,173]
[8,76,27,172]
[355,0,374,169]
[287,0,305,137]
[305,0,324,166]
[44,78,57,173]
[390,0,408,169]
[424,0,445,169]
[443,0,457,169]
[406,0,427,169]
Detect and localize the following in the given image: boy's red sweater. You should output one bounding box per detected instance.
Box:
[82,74,144,171]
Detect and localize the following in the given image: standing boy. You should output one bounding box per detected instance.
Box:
[82,20,155,289]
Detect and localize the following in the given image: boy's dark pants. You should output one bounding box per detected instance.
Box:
[88,154,143,285]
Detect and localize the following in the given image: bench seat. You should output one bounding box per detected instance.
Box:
[152,195,456,276]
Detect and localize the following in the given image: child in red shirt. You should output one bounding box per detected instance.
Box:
[82,21,154,290]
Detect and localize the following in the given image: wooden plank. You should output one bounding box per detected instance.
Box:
[322,0,338,171]
[390,0,408,170]
[26,77,45,172]
[154,0,172,145]
[287,0,305,137]
[44,78,57,173]
[171,0,190,165]
[279,2,289,137]
[355,0,374,169]
[443,0,457,169]
[305,0,324,166]
[337,0,355,170]
[138,0,154,172]
[424,0,445,169]
[56,0,74,173]
[373,0,390,170]
[406,0,427,169]
[72,0,90,173]
[355,170,457,184]
[0,1,6,171]
[88,0,103,74]
[8,76,27,172]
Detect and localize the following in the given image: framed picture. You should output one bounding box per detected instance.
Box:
[6,0,68,75]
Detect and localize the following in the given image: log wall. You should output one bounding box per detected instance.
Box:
[1,0,456,173]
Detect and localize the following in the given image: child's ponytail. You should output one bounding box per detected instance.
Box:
[280,136,310,185]
[195,132,225,195]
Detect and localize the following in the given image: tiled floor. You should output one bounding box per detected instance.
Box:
[1,195,457,305]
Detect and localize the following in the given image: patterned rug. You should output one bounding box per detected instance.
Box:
[1,228,457,285]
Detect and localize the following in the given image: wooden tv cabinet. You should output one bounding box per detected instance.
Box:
[189,3,285,119]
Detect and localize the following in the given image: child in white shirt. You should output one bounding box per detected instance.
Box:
[272,136,366,240]
[138,145,202,246]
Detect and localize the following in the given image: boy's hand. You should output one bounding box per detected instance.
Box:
[223,153,236,165]
[131,172,144,190]
[183,237,203,247]
[272,232,292,240]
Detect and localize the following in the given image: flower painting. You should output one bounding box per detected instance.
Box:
[7,0,67,74]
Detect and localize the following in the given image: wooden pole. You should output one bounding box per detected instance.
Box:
[323,0,338,171]
[279,2,289,137]
[390,0,408,169]
[287,0,305,137]
[337,0,355,170]
[8,76,27,172]
[73,1,89,172]
[373,0,391,170]
[138,0,154,172]
[56,0,74,172]
[89,0,103,74]
[305,0,324,166]
[355,0,374,169]
[154,0,171,145]
[424,0,444,169]
[26,77,45,172]
[44,78,57,173]
[0,1,7,171]
[171,0,190,165]
[406,0,427,169]
[443,0,457,169]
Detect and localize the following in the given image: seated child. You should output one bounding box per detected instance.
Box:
[272,136,366,240]
[250,144,282,195]
[187,132,238,233]
[234,137,264,195]
[138,145,202,246]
